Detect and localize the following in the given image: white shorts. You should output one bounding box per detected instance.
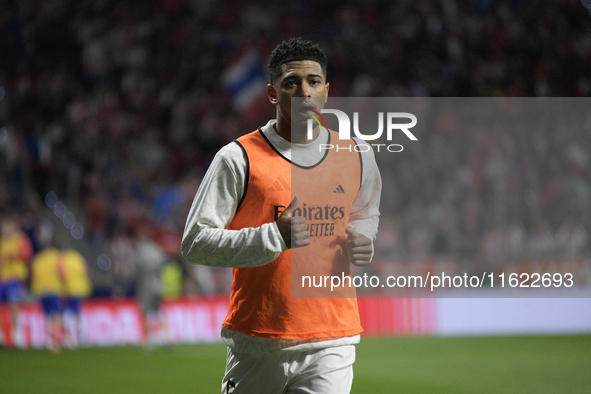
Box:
[221,345,356,394]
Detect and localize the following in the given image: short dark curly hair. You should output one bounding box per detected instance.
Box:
[267,37,327,85]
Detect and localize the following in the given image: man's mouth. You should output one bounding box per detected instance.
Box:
[298,105,317,115]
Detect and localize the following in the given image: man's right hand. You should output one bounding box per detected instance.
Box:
[276,195,310,249]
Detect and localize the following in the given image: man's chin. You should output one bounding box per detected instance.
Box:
[291,114,310,130]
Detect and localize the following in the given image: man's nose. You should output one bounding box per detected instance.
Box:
[299,83,312,97]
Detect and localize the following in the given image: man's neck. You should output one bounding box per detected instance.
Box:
[274,119,319,144]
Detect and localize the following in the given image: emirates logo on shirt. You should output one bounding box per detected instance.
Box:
[273,202,346,238]
[274,203,345,221]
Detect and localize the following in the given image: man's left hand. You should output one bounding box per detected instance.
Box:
[345,228,373,267]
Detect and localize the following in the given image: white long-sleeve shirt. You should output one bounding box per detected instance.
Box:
[181,119,382,352]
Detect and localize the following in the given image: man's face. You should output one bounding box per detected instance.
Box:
[267,60,329,140]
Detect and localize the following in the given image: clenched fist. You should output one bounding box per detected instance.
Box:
[345,228,373,266]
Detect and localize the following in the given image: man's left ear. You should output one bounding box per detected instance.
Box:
[267,84,278,104]
[324,82,330,103]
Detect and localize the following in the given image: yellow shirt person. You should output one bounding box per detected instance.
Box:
[31,246,92,350]
[30,247,64,353]
[30,248,64,296]
[0,216,33,349]
[0,222,33,285]
[60,249,92,299]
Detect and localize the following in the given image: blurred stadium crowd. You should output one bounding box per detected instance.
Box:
[1,0,590,299]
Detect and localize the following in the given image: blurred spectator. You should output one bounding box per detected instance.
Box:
[131,227,167,347]
[161,257,184,299]
[30,238,64,353]
[0,213,33,349]
[60,244,92,349]
[107,223,135,298]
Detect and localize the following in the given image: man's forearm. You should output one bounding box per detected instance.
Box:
[181,222,286,268]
